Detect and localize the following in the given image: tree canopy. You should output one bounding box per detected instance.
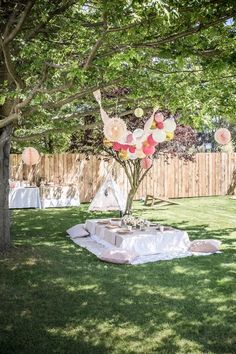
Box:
[1,0,236,153]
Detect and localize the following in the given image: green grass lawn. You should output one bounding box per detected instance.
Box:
[0,197,236,354]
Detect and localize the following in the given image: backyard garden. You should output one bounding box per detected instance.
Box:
[0,1,236,353]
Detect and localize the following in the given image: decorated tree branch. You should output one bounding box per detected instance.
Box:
[93,89,197,214]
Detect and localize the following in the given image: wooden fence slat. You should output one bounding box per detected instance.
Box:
[9,153,236,202]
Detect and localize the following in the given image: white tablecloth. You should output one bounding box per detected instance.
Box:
[40,186,80,208]
[9,187,41,209]
[85,219,190,256]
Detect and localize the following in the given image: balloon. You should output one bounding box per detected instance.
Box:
[152,129,166,143]
[104,117,127,142]
[120,144,129,151]
[126,132,133,144]
[113,142,122,151]
[154,112,164,123]
[128,145,136,153]
[118,150,129,160]
[151,121,157,129]
[214,128,231,145]
[134,108,144,117]
[103,138,113,148]
[136,149,146,159]
[144,111,155,132]
[141,157,152,169]
[166,132,174,141]
[142,145,155,156]
[22,147,40,166]
[133,128,144,139]
[128,151,138,160]
[147,134,158,146]
[163,118,176,132]
[157,121,164,129]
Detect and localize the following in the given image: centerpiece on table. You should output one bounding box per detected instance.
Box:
[121,215,150,231]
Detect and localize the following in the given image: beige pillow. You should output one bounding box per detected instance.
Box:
[67,224,90,238]
[189,239,221,253]
[99,249,137,264]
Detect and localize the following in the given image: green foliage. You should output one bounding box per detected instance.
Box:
[1,1,236,153]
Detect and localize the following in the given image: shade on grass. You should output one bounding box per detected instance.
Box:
[0,197,236,354]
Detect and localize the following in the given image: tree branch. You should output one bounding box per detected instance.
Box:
[1,40,25,89]
[12,123,100,141]
[26,1,76,41]
[0,113,20,129]
[4,1,34,44]
[83,12,107,70]
[101,12,236,57]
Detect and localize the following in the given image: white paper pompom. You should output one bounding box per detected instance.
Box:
[103,117,127,142]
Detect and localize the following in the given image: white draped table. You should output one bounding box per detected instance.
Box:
[9,187,41,209]
[40,186,80,208]
[85,219,191,256]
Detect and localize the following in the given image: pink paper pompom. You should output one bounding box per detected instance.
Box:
[142,145,155,156]
[141,157,152,169]
[147,134,158,146]
[214,128,231,145]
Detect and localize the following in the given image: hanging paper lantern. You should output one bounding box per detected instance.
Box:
[118,150,129,160]
[154,112,164,123]
[103,117,127,142]
[128,145,136,153]
[214,128,231,145]
[147,134,158,146]
[163,118,176,132]
[103,138,113,148]
[152,129,166,143]
[157,121,164,129]
[134,108,144,117]
[166,132,174,141]
[113,142,122,151]
[22,147,40,166]
[141,157,153,169]
[142,145,155,156]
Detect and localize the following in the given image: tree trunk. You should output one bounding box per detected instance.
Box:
[125,187,137,215]
[0,125,12,252]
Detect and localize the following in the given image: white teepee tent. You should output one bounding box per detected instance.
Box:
[89,174,126,212]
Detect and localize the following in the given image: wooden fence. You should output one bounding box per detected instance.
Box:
[10,153,236,202]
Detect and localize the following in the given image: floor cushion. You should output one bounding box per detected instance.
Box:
[98,249,138,264]
[67,224,90,238]
[189,239,221,253]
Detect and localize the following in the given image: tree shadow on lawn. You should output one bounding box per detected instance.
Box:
[1,252,236,354]
[1,206,236,353]
[1,232,236,353]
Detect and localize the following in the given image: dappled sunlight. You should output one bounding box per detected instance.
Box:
[1,197,236,353]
